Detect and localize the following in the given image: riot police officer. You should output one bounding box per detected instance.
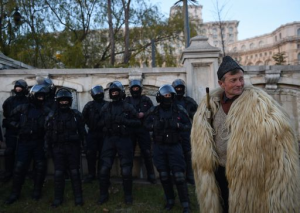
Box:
[1,80,29,182]
[45,88,86,207]
[172,79,198,185]
[5,84,50,204]
[82,85,107,183]
[144,84,191,213]
[38,77,57,110]
[124,79,156,184]
[97,81,141,205]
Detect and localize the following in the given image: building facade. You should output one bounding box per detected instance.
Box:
[227,22,300,66]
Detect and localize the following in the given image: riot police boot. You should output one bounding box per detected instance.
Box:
[70,169,83,206]
[175,173,190,213]
[75,196,84,206]
[164,199,175,211]
[82,174,95,183]
[51,199,63,208]
[124,195,133,205]
[182,202,191,213]
[32,190,42,201]
[2,148,15,182]
[98,195,109,205]
[5,162,26,205]
[5,193,19,205]
[32,161,46,201]
[122,169,133,205]
[53,170,65,208]
[160,172,175,211]
[143,151,157,184]
[184,152,195,185]
[147,174,157,184]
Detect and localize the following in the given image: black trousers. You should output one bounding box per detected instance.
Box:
[215,166,229,213]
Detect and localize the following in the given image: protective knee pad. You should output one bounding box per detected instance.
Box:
[121,166,132,179]
[174,172,185,185]
[159,171,170,183]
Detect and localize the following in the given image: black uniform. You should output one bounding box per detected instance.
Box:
[124,79,156,184]
[172,79,198,185]
[144,84,191,213]
[82,85,107,182]
[2,80,29,181]
[5,84,50,204]
[97,81,141,205]
[45,88,86,207]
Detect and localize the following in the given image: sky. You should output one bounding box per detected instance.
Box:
[151,0,300,40]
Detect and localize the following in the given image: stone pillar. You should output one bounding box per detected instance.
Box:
[181,36,220,103]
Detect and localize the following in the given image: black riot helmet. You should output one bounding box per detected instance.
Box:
[172,79,185,98]
[129,79,142,98]
[42,78,56,97]
[14,79,28,96]
[108,81,125,101]
[55,88,73,109]
[156,84,176,108]
[91,85,104,102]
[29,84,48,105]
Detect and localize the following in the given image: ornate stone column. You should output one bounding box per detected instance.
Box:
[181,36,220,103]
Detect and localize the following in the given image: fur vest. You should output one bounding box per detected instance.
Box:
[191,86,300,213]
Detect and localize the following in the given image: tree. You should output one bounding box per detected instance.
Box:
[272,51,287,65]
[174,0,198,47]
[212,0,230,56]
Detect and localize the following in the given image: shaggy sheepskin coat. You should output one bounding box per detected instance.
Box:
[191,86,300,213]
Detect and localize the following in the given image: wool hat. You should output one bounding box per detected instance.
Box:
[217,56,244,80]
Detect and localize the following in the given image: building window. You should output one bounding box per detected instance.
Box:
[228,27,233,33]
[212,28,217,35]
[298,44,300,49]
[213,35,218,39]
[259,41,263,47]
[232,47,237,52]
[275,36,277,42]
[279,33,282,39]
[259,53,262,57]
[250,43,255,49]
[298,28,300,37]
[265,52,267,56]
[241,45,246,51]
[298,53,300,64]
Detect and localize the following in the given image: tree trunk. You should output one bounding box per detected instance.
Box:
[122,0,131,64]
[108,0,115,65]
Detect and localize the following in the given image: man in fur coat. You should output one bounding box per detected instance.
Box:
[191,56,300,213]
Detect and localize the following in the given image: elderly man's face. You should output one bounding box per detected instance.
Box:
[218,70,244,98]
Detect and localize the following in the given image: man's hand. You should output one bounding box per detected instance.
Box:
[138,112,144,119]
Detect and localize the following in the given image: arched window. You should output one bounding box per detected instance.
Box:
[259,41,264,47]
[241,45,246,51]
[250,43,255,49]
[297,28,300,37]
